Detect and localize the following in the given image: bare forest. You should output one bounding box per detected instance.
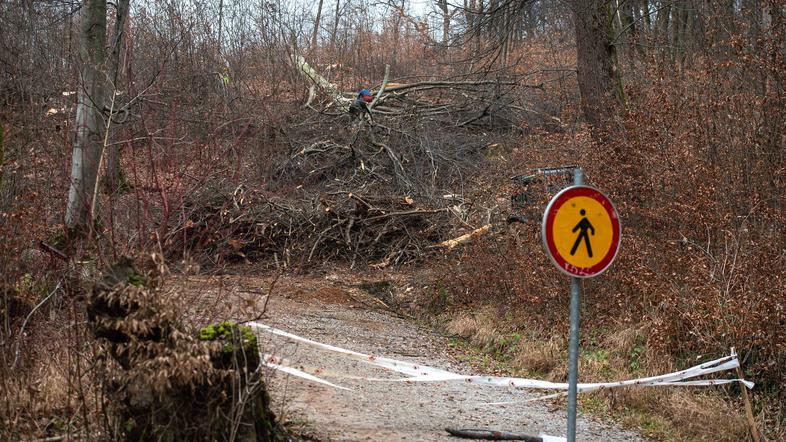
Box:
[1,0,784,440]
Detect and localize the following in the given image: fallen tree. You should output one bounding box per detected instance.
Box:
[292,54,551,129]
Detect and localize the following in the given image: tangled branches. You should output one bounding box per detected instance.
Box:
[160,61,549,269]
[166,185,457,269]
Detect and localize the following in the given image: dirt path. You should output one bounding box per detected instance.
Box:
[184,273,644,441]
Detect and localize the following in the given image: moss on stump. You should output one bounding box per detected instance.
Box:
[199,320,261,374]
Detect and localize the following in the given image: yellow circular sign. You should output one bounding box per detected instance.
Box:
[552,196,613,268]
[542,186,621,278]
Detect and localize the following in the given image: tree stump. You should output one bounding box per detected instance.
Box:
[88,257,282,441]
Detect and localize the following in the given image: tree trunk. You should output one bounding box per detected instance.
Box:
[465,0,475,37]
[106,0,130,193]
[656,0,671,61]
[0,121,4,193]
[572,0,625,141]
[330,0,340,49]
[488,0,498,38]
[65,0,107,231]
[763,1,785,167]
[291,55,351,111]
[392,0,404,65]
[641,0,651,30]
[312,0,324,50]
[475,0,483,56]
[620,0,638,59]
[437,0,450,45]
[673,2,692,66]
[217,0,224,53]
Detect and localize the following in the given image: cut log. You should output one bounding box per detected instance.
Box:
[437,224,491,250]
[368,64,390,111]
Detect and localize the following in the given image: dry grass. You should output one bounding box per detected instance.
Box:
[444,309,756,441]
[2,321,101,440]
[445,308,506,353]
[511,336,564,377]
[604,388,749,441]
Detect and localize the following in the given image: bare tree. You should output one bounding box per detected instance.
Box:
[392,0,405,65]
[65,0,107,231]
[571,0,624,139]
[0,121,4,193]
[313,0,325,49]
[437,0,451,45]
[331,0,341,49]
[106,0,130,192]
[218,0,224,52]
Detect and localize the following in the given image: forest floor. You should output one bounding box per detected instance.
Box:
[179,270,646,442]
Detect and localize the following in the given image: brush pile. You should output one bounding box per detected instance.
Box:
[158,56,561,269]
[166,182,459,269]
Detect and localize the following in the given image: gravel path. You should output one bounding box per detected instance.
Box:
[249,277,645,442]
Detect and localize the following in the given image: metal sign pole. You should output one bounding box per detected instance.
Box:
[566,167,583,442]
[539,166,620,441]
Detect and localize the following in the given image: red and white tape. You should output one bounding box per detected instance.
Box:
[250,322,754,400]
[262,353,352,390]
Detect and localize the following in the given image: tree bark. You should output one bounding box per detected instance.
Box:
[672,2,689,63]
[641,0,651,30]
[656,0,671,61]
[217,0,224,53]
[291,54,351,111]
[465,0,475,37]
[0,121,4,193]
[572,0,625,141]
[312,0,324,49]
[65,0,107,230]
[437,0,450,45]
[762,1,785,167]
[330,0,340,49]
[475,0,483,55]
[392,0,404,65]
[106,0,130,192]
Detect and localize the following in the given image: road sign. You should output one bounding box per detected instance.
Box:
[542,185,621,278]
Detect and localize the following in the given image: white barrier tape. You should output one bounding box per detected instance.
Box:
[658,379,755,388]
[263,356,352,391]
[262,353,397,386]
[250,322,456,378]
[484,378,755,406]
[261,352,752,405]
[395,355,751,390]
[250,322,754,399]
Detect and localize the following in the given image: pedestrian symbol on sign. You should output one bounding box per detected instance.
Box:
[542,185,620,278]
[570,209,595,257]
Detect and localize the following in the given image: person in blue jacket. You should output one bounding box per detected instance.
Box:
[349,89,374,122]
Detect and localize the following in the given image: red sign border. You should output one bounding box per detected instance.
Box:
[541,185,621,278]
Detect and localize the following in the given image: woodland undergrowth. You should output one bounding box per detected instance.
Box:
[1,6,784,440]
[429,53,785,440]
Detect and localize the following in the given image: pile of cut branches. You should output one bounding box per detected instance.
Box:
[165,185,456,269]
[161,58,546,269]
